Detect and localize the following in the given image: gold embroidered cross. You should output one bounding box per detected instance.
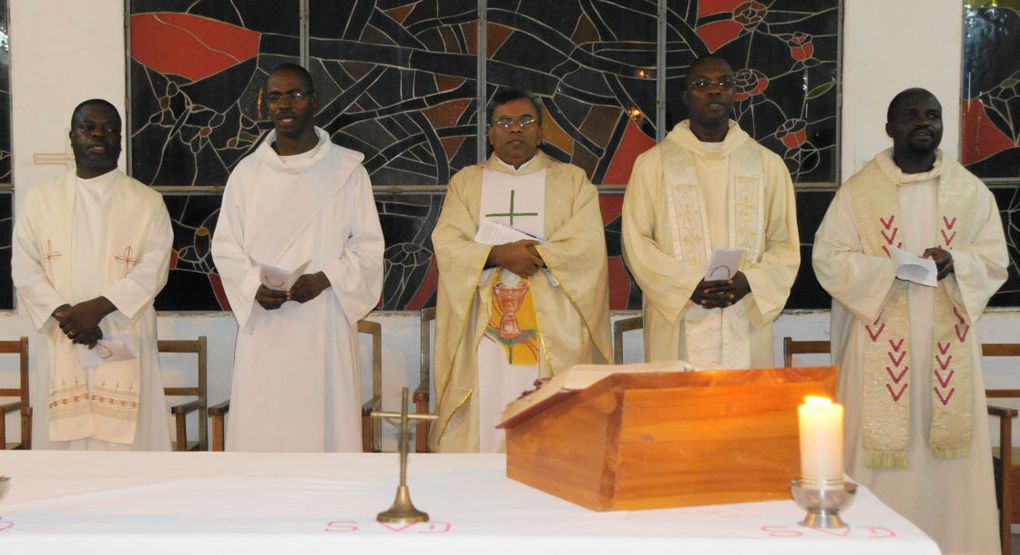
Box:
[115,246,138,277]
[484,190,538,227]
[43,240,62,274]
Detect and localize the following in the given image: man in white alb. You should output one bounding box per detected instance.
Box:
[813,88,1007,555]
[13,99,173,450]
[212,63,384,452]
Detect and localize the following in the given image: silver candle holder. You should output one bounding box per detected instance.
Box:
[790,479,857,529]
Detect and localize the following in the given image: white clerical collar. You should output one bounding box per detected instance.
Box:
[278,142,321,166]
[876,148,944,185]
[495,154,537,174]
[699,141,724,151]
[76,169,117,189]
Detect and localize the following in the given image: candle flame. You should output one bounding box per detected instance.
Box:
[804,396,832,406]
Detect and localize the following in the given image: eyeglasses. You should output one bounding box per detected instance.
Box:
[267,90,314,103]
[689,78,735,90]
[491,115,537,129]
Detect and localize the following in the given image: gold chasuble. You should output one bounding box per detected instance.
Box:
[431,152,611,452]
[623,120,800,368]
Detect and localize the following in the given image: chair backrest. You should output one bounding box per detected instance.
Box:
[159,337,207,400]
[420,306,435,398]
[358,320,382,400]
[613,315,644,364]
[984,343,1020,399]
[782,337,831,367]
[0,337,30,403]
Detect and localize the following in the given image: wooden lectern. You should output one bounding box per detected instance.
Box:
[500,366,837,511]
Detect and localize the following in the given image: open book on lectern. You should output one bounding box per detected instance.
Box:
[497,360,696,429]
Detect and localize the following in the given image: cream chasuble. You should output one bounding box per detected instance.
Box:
[813,150,1007,555]
[431,152,611,452]
[623,120,799,368]
[12,169,173,450]
[212,127,384,453]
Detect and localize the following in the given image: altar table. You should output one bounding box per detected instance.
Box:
[0,451,940,554]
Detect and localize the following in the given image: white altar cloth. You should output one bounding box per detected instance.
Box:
[0,452,939,554]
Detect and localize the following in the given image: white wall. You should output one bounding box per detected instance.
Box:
[841,0,964,178]
[3,0,1018,450]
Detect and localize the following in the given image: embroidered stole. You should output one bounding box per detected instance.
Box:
[659,140,764,368]
[41,172,153,443]
[848,161,975,468]
[478,168,547,367]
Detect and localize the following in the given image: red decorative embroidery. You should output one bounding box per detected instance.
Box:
[943,216,957,230]
[887,383,908,401]
[887,350,906,367]
[955,324,970,342]
[953,307,967,325]
[935,369,954,388]
[937,341,951,355]
[940,229,957,246]
[888,338,904,352]
[935,387,956,406]
[880,228,899,244]
[935,354,952,370]
[865,323,886,341]
[880,215,895,229]
[886,365,908,384]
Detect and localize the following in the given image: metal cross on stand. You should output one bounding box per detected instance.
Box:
[371,387,438,524]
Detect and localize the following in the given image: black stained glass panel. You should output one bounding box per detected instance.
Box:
[309,0,479,186]
[962,2,1020,181]
[0,0,10,184]
[664,0,839,184]
[129,0,301,186]
[485,0,658,184]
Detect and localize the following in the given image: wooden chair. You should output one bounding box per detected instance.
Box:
[0,337,31,450]
[782,337,831,367]
[358,320,383,453]
[613,315,644,364]
[413,307,435,453]
[210,320,383,452]
[983,343,1020,555]
[159,337,208,451]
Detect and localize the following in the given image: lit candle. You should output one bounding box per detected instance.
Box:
[797,396,844,485]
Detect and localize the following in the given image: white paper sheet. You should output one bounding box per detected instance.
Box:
[259,259,311,291]
[704,248,744,281]
[76,332,137,368]
[474,219,558,287]
[888,246,937,287]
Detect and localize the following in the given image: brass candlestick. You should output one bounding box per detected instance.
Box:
[371,387,438,524]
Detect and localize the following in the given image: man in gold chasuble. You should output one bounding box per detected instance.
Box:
[431,89,611,452]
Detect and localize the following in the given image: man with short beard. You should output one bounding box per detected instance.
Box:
[813,88,1007,554]
[12,99,173,450]
[623,55,800,369]
[212,63,384,452]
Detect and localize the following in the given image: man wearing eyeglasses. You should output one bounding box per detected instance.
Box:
[12,99,173,450]
[430,88,611,452]
[622,55,799,369]
[212,63,384,452]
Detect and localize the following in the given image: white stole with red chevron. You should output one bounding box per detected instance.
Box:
[848,150,976,468]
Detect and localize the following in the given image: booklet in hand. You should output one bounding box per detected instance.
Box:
[259,260,311,292]
[704,248,744,281]
[76,332,138,368]
[888,246,937,287]
[474,219,559,287]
